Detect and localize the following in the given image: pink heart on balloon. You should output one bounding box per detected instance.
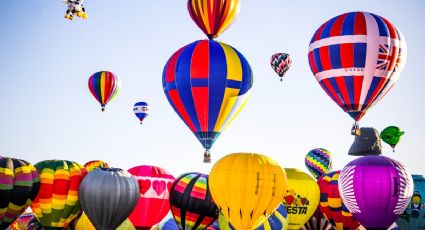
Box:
[153,180,166,195]
[139,179,151,195]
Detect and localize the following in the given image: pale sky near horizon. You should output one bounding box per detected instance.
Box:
[0,1,424,178]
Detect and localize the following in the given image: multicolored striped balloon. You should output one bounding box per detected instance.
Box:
[187,0,240,39]
[305,148,332,180]
[0,157,40,229]
[163,40,253,161]
[88,71,121,111]
[170,172,218,230]
[30,160,87,228]
[84,160,110,173]
[270,53,292,81]
[318,171,360,230]
[308,12,406,122]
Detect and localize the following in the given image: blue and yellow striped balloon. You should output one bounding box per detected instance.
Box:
[305,148,332,180]
[162,40,253,161]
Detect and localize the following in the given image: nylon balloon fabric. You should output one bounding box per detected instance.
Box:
[162,40,253,158]
[305,148,332,180]
[209,153,287,230]
[339,156,413,229]
[270,53,292,80]
[79,168,139,230]
[88,71,121,111]
[0,157,39,229]
[84,160,110,173]
[396,174,425,230]
[127,165,175,230]
[169,172,218,230]
[30,160,86,229]
[187,0,240,39]
[308,11,407,122]
[318,171,360,230]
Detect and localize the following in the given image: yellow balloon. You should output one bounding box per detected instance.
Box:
[75,212,136,230]
[209,153,288,230]
[283,168,320,230]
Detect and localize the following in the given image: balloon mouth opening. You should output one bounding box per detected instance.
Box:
[101,167,122,172]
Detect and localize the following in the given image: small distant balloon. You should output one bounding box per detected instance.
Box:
[380,126,405,150]
[133,102,150,125]
[270,53,292,81]
[305,148,332,180]
[88,71,121,112]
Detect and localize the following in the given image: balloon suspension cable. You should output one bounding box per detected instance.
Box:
[351,122,360,136]
[203,150,211,163]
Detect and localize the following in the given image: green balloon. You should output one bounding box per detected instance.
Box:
[380,126,405,149]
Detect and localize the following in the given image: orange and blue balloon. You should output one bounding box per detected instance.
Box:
[162,39,253,162]
[133,102,150,125]
[88,71,121,111]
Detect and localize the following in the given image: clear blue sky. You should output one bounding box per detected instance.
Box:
[0,1,424,177]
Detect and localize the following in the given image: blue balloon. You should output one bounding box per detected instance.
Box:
[133,102,150,124]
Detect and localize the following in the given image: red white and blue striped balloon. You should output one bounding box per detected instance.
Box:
[308,12,406,122]
[133,102,150,124]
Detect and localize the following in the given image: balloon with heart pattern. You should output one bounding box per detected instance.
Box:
[127,165,175,230]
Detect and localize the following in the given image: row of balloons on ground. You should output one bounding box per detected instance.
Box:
[1,150,424,230]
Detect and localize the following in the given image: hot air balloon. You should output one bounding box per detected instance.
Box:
[209,153,287,229]
[270,53,292,81]
[162,40,253,162]
[218,203,289,230]
[133,102,150,125]
[380,126,405,151]
[303,208,332,230]
[396,174,425,230]
[305,148,333,180]
[308,12,407,134]
[155,217,219,230]
[348,127,382,156]
[0,157,39,230]
[339,156,413,229]
[187,0,240,39]
[169,172,218,230]
[29,160,86,229]
[74,212,136,230]
[79,168,139,230]
[127,165,175,230]
[84,160,110,173]
[318,171,361,230]
[88,71,121,111]
[283,168,320,230]
[8,212,35,230]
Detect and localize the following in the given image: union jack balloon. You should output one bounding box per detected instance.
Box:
[308,12,407,123]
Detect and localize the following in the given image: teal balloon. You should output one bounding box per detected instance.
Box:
[396,175,425,229]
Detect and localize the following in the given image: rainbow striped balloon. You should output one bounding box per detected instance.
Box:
[0,157,39,229]
[187,0,240,39]
[305,148,333,180]
[84,160,110,173]
[88,71,121,111]
[30,160,87,228]
[170,172,218,230]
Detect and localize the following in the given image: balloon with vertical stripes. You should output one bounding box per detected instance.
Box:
[88,71,121,111]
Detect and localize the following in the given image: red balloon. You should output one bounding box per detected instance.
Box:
[127,165,175,229]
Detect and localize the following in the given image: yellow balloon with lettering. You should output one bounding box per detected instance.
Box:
[283,168,320,230]
[209,153,287,230]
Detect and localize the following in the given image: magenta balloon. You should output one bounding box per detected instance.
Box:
[339,156,413,229]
